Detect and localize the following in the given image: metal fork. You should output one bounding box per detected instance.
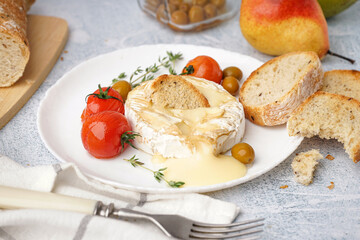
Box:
[0,185,264,239]
[94,201,265,240]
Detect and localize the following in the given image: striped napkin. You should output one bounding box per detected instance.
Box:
[0,155,240,240]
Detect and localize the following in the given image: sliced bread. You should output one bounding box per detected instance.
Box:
[287,91,360,163]
[291,149,323,185]
[0,0,34,87]
[239,51,323,126]
[321,69,360,102]
[149,74,210,109]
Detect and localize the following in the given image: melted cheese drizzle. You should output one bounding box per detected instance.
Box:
[138,77,247,187]
[152,140,246,187]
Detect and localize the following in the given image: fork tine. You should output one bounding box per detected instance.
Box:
[189,228,263,239]
[191,222,264,234]
[193,217,265,228]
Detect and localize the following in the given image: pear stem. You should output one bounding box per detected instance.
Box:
[327,50,355,64]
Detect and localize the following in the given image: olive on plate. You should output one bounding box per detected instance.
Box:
[231,142,255,164]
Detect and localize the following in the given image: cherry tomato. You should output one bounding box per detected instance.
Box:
[81,85,124,122]
[183,55,223,84]
[231,142,255,164]
[81,111,135,159]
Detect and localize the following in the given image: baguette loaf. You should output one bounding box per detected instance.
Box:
[287,91,360,163]
[239,51,323,126]
[0,0,34,87]
[149,74,210,109]
[321,70,360,102]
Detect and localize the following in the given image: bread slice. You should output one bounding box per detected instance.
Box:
[321,70,360,102]
[0,0,34,87]
[149,74,210,109]
[291,149,323,185]
[239,51,323,126]
[287,91,360,163]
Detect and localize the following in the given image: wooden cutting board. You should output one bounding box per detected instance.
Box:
[0,15,68,130]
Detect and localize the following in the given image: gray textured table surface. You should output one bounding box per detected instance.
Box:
[1,0,360,239]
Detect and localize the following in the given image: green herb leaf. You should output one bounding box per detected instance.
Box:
[123,156,184,188]
[120,131,141,152]
[180,65,194,75]
[168,181,185,188]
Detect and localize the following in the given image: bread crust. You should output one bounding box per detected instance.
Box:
[288,91,360,163]
[0,0,34,87]
[239,51,323,126]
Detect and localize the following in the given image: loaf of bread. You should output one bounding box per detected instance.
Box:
[321,70,360,102]
[0,0,34,87]
[287,91,360,163]
[291,149,323,185]
[239,51,323,126]
[149,74,210,109]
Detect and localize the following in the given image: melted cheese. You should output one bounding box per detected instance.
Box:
[125,76,247,186]
[152,140,246,187]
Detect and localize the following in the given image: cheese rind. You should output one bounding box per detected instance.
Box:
[125,76,245,158]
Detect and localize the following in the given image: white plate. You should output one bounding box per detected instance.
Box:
[37,44,303,194]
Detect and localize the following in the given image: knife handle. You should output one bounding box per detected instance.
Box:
[0,185,97,215]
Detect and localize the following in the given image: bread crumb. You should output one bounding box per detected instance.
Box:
[63,50,68,54]
[327,182,335,190]
[291,149,323,185]
[325,154,335,160]
[280,185,288,189]
[60,57,64,61]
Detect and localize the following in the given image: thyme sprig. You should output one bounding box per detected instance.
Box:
[125,51,183,88]
[124,155,185,188]
[112,72,127,84]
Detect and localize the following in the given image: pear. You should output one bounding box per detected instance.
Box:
[240,0,329,58]
[318,0,357,18]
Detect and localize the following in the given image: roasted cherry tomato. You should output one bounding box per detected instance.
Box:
[81,111,136,159]
[81,85,124,122]
[231,142,255,164]
[182,55,223,84]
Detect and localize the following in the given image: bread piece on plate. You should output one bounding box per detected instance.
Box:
[149,74,210,109]
[239,51,323,126]
[291,149,323,185]
[0,0,34,87]
[287,91,360,163]
[321,70,360,102]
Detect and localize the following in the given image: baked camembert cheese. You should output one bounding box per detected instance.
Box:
[125,75,246,186]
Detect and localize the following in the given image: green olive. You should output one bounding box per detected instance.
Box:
[179,2,191,13]
[112,80,132,101]
[171,10,189,25]
[221,76,239,95]
[169,0,183,7]
[223,66,243,80]
[231,143,255,164]
[189,5,205,23]
[167,3,178,14]
[203,3,217,18]
[210,0,225,8]
[192,0,208,6]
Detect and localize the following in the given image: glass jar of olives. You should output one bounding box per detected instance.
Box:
[138,0,240,31]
